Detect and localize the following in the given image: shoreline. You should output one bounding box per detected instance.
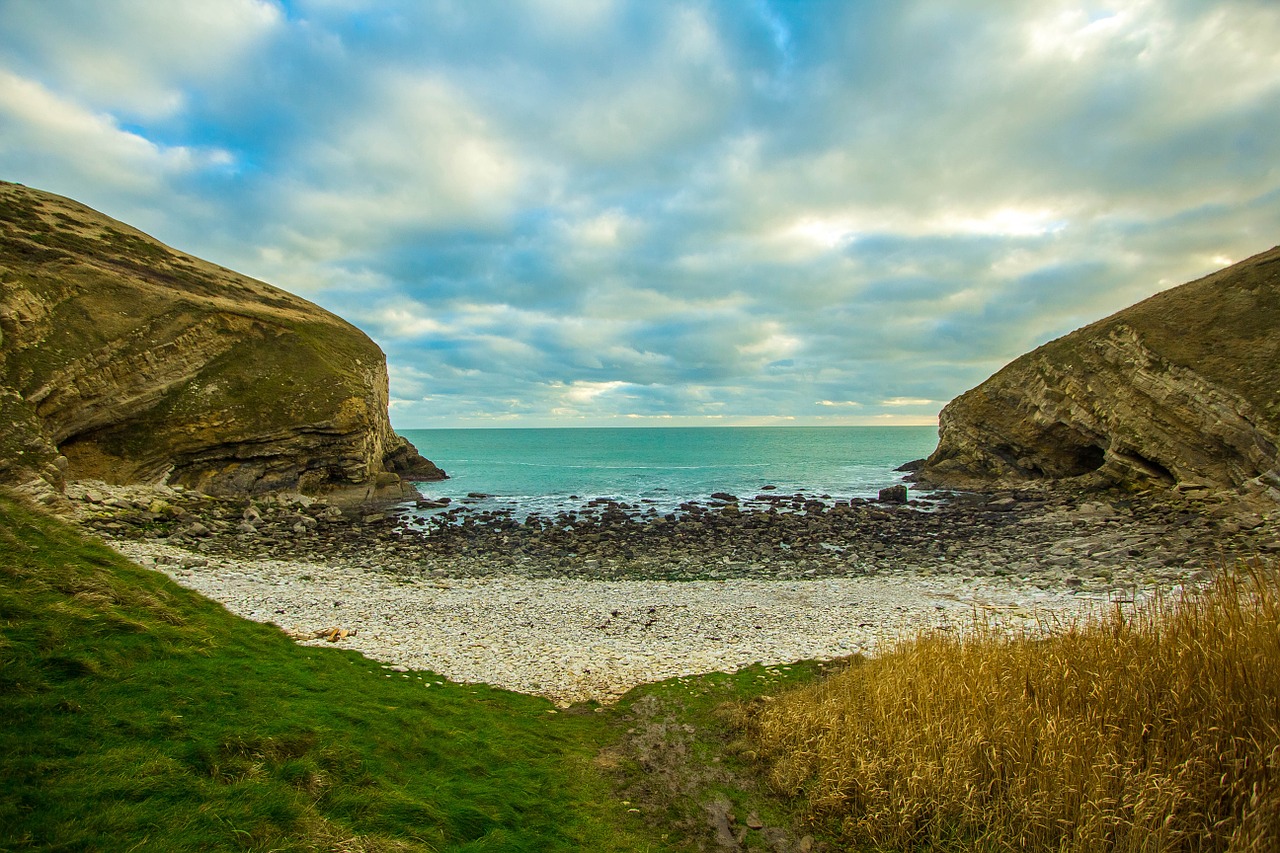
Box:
[72,478,1279,706]
[113,539,1122,706]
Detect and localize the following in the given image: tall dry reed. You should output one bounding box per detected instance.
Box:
[746,561,1280,851]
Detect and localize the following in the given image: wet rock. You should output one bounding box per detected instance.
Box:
[877,485,908,504]
[71,477,1275,595]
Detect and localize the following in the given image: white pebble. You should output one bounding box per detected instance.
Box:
[112,540,1116,707]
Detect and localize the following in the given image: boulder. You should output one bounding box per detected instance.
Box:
[878,484,909,503]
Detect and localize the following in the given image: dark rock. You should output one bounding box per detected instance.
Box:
[877,485,909,504]
[81,464,1277,591]
[383,435,447,482]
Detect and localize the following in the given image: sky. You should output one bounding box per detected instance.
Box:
[1,1,1278,429]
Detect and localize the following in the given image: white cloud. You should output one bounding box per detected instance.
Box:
[1024,5,1146,64]
[938,207,1068,238]
[373,305,451,339]
[282,73,526,250]
[558,208,637,248]
[736,325,801,364]
[0,0,282,120]
[881,397,937,407]
[2,0,1278,429]
[553,380,633,406]
[557,6,736,162]
[521,0,618,37]
[0,71,234,191]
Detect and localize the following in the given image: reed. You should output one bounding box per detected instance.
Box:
[744,562,1280,851]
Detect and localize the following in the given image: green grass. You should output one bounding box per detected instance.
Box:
[0,491,655,851]
[0,490,838,851]
[603,661,843,851]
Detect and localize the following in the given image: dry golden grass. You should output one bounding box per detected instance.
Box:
[745,561,1280,851]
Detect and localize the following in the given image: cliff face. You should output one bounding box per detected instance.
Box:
[919,246,1280,503]
[0,182,444,504]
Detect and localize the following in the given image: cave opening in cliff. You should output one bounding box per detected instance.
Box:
[1061,443,1107,477]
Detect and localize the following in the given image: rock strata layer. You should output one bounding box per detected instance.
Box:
[918,247,1280,504]
[0,182,443,504]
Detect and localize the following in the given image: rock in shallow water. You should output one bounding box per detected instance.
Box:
[877,485,908,504]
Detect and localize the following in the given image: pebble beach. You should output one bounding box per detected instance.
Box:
[114,538,1119,706]
[76,476,1279,707]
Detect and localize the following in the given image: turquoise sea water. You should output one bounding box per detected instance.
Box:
[397,426,938,518]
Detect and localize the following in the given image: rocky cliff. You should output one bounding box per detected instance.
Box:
[918,246,1280,503]
[0,181,444,504]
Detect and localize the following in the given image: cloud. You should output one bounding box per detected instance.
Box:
[0,0,282,120]
[0,70,234,192]
[279,72,527,249]
[1,0,1278,428]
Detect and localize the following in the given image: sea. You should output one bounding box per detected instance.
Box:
[397,426,939,519]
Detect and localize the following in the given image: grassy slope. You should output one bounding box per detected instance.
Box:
[0,493,834,852]
[0,491,647,852]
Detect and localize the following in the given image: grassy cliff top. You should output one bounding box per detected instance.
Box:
[0,181,357,328]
